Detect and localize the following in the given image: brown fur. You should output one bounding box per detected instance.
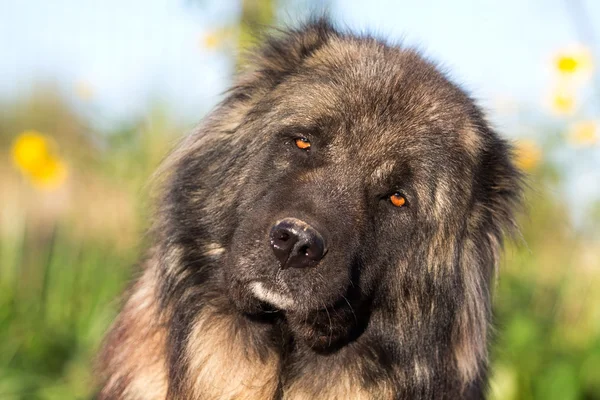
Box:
[97,19,522,399]
[97,264,168,399]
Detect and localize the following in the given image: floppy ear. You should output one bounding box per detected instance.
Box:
[452,133,524,386]
[478,135,524,241]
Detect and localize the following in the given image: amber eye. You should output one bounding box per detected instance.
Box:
[294,137,311,150]
[389,192,406,207]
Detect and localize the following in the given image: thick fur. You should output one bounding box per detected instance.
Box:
[97,19,523,400]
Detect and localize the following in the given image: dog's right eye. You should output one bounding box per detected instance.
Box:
[294,137,311,150]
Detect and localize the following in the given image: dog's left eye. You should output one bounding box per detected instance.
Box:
[389,192,407,207]
[294,137,311,150]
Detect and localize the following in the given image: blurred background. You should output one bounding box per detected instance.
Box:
[1,0,599,399]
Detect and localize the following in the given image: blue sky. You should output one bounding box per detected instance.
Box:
[1,0,599,217]
[2,0,599,119]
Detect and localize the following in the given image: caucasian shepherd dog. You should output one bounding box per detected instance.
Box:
[98,19,523,400]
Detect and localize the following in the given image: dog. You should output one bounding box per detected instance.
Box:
[97,19,523,399]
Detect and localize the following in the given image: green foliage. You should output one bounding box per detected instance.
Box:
[488,135,600,399]
[0,89,179,399]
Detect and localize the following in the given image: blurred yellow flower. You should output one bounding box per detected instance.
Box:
[11,130,68,190]
[12,131,50,171]
[549,86,577,116]
[555,45,594,81]
[202,31,223,50]
[75,80,95,101]
[201,27,235,50]
[567,120,598,147]
[29,157,68,190]
[514,139,542,171]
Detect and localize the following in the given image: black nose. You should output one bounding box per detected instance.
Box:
[269,218,327,269]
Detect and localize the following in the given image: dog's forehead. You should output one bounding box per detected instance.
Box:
[274,40,482,154]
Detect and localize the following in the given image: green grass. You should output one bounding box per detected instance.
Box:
[0,222,135,399]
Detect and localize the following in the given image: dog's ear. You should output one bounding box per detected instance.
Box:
[229,18,336,103]
[452,132,524,387]
[478,135,525,244]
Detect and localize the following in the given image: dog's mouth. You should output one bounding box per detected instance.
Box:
[245,278,366,351]
[248,281,295,310]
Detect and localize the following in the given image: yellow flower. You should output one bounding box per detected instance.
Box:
[202,31,222,50]
[11,131,50,171]
[29,157,68,190]
[567,120,598,147]
[554,45,594,83]
[11,130,68,190]
[75,80,95,101]
[514,139,542,171]
[201,27,235,50]
[548,86,577,116]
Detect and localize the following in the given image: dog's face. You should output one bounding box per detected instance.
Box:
[163,23,520,355]
[226,57,471,310]
[220,39,505,317]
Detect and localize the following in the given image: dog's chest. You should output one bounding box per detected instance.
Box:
[186,316,393,400]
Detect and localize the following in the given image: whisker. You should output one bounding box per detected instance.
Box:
[322,303,333,347]
[341,294,358,325]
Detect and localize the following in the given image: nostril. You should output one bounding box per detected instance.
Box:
[269,224,299,268]
[299,245,309,256]
[276,231,290,242]
[303,237,326,262]
[271,229,293,249]
[269,218,327,269]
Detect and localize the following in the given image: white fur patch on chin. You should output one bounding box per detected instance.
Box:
[249,282,295,310]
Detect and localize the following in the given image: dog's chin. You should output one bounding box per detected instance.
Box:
[226,279,289,315]
[230,279,322,312]
[286,306,360,352]
[248,281,296,310]
[228,280,362,351]
[245,280,342,314]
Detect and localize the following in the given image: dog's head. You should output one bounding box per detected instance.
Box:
[160,20,522,377]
